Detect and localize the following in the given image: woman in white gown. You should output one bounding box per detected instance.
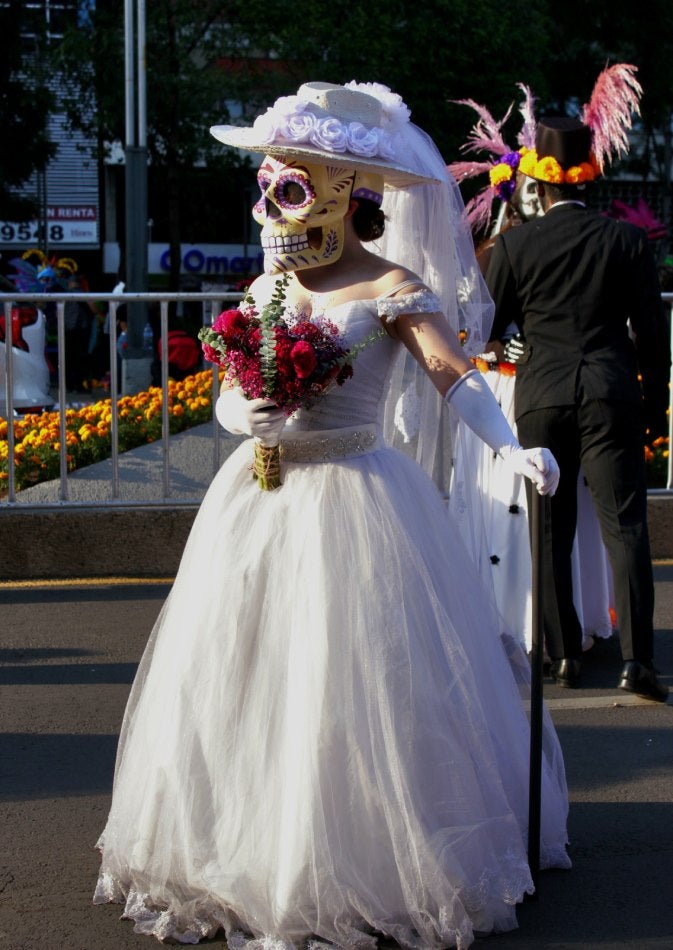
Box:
[94,81,571,949]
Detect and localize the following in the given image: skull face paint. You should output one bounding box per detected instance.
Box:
[253,157,356,274]
[512,172,542,222]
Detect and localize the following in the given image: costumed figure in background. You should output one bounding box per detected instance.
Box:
[485,65,669,699]
[0,249,75,411]
[447,82,615,654]
[94,81,571,949]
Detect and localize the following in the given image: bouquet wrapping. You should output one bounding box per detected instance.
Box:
[199,275,379,490]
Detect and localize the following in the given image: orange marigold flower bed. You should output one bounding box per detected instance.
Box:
[0,369,220,494]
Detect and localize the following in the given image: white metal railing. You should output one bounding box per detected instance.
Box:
[1,291,241,506]
[2,291,673,507]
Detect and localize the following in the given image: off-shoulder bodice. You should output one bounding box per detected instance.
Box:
[284,285,440,433]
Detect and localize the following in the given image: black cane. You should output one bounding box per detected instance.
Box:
[527,488,546,893]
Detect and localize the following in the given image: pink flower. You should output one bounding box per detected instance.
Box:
[291,340,318,378]
[202,343,223,366]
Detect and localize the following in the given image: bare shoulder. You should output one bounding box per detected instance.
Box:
[372,260,426,297]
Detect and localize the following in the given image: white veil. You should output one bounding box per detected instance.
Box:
[367,112,495,492]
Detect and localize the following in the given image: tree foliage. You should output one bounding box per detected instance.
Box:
[0,0,55,220]
[48,0,672,277]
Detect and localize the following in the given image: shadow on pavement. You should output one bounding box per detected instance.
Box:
[0,732,119,801]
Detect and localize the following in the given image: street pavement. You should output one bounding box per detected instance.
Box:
[0,568,672,950]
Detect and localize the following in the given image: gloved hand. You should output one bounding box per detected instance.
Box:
[503,332,532,365]
[445,368,560,496]
[500,445,560,497]
[215,387,287,446]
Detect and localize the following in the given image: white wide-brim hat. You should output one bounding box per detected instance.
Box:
[210,81,440,188]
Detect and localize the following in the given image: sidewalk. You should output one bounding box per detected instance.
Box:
[0,570,671,949]
[3,422,673,581]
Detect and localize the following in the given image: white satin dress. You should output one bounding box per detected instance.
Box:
[94,287,571,949]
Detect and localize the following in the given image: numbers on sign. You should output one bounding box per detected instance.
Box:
[0,221,71,243]
[0,218,96,244]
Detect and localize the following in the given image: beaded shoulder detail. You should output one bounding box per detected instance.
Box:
[377,288,442,324]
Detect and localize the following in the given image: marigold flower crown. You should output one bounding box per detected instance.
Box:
[449,64,642,233]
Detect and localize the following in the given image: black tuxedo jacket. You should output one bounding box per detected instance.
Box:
[485,202,668,423]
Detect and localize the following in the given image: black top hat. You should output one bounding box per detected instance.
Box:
[535,118,593,169]
[519,116,598,185]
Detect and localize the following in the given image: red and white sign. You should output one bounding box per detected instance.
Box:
[0,206,99,246]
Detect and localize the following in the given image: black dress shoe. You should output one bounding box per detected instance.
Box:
[549,658,581,688]
[618,661,669,703]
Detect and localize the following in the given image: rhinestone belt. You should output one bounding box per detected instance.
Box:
[280,425,381,463]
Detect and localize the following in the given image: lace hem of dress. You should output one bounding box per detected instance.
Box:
[92,851,543,949]
[377,289,442,324]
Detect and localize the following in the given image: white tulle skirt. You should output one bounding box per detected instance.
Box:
[95,432,570,948]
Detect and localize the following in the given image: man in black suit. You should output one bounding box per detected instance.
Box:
[486,116,669,701]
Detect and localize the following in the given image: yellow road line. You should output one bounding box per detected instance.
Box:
[0,577,175,589]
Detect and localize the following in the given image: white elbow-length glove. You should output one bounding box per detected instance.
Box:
[446,369,560,496]
[215,387,287,447]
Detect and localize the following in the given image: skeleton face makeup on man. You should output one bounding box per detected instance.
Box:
[253,156,384,274]
[512,172,542,222]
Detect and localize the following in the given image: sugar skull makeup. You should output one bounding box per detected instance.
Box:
[253,156,383,274]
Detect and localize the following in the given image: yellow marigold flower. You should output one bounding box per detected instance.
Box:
[518,150,538,177]
[489,163,514,187]
[536,156,564,184]
[172,405,184,417]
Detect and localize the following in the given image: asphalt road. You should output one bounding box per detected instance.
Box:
[1,567,672,950]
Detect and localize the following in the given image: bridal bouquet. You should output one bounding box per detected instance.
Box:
[199,274,379,490]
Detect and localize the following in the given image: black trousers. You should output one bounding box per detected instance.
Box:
[517,396,654,664]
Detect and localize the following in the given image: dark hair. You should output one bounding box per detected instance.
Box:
[542,181,586,203]
[352,198,385,241]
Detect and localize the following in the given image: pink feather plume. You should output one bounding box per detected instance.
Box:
[451,98,513,157]
[581,63,642,172]
[446,159,494,182]
[463,188,498,234]
[516,83,537,150]
[607,198,667,240]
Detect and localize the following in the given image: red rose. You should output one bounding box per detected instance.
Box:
[213,308,248,341]
[291,340,318,378]
[292,321,324,343]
